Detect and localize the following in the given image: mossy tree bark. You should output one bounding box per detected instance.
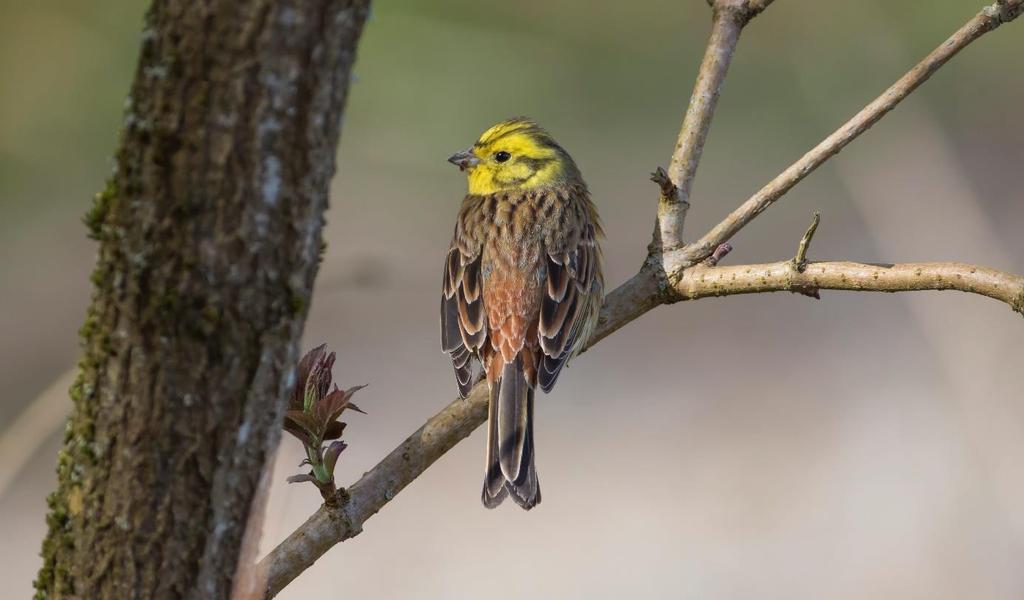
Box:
[35,1,370,598]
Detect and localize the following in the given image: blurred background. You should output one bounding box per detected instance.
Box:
[2,0,1023,598]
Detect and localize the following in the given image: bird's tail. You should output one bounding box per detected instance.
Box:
[482,356,540,510]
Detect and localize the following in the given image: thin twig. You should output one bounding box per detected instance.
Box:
[676,0,1023,265]
[793,211,820,271]
[256,255,1024,596]
[254,1,1024,596]
[255,383,489,597]
[674,261,1024,308]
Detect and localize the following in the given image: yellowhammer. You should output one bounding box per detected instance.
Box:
[441,118,604,509]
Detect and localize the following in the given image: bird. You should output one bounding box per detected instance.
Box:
[440,117,604,509]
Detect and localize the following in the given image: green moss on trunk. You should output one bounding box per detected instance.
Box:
[33,1,370,597]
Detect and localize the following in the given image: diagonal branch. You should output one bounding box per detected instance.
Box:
[675,0,1023,266]
[256,254,1024,596]
[254,383,490,598]
[253,1,1023,596]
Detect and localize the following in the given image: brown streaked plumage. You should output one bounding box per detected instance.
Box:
[441,118,603,509]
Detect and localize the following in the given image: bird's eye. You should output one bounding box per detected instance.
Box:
[494,151,511,163]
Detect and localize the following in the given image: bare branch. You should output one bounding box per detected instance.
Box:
[678,0,1023,264]
[254,383,489,597]
[254,1,1024,596]
[659,0,775,249]
[674,261,1024,310]
[257,253,1024,596]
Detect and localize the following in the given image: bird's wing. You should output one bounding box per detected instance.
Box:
[537,220,601,393]
[441,241,486,397]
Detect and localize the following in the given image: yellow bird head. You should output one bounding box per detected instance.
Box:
[448,117,581,196]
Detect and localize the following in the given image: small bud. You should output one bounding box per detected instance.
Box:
[323,440,348,476]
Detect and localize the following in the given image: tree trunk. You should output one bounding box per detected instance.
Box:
[35,1,370,598]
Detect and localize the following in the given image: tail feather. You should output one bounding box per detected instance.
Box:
[497,359,528,482]
[506,390,540,510]
[481,357,541,510]
[482,384,508,508]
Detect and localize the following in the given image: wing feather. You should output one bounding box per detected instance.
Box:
[537,222,602,393]
[441,246,486,397]
[546,253,571,302]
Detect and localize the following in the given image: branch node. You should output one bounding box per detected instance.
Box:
[324,486,350,509]
[710,0,776,25]
[792,286,821,300]
[1013,289,1024,317]
[653,167,689,253]
[651,167,683,205]
[704,243,733,266]
[793,211,821,272]
[986,0,1023,24]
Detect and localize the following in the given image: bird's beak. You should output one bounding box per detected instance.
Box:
[447,149,480,171]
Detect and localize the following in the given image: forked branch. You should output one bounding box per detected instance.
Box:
[253,1,1024,596]
[257,257,1023,597]
[673,0,1023,268]
[658,0,780,250]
